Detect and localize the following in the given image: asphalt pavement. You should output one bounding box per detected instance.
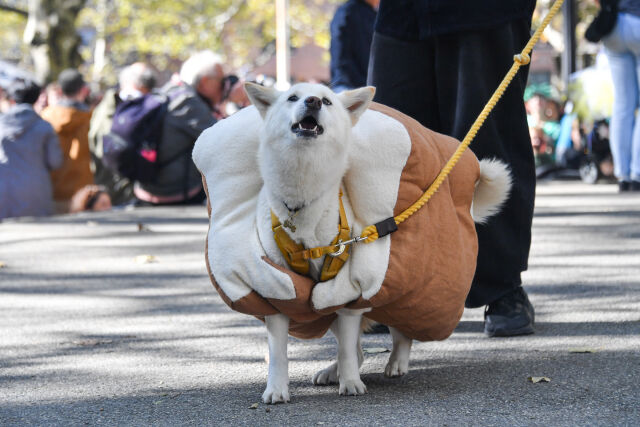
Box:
[1,181,639,426]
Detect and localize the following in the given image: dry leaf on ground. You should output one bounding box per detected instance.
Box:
[249,403,259,409]
[135,255,157,264]
[137,223,152,232]
[528,376,551,383]
[0,261,6,268]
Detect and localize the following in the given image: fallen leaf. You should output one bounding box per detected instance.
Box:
[363,347,390,354]
[528,376,551,383]
[569,348,598,354]
[0,261,6,268]
[265,408,271,413]
[135,255,157,264]
[249,403,259,409]
[137,223,152,232]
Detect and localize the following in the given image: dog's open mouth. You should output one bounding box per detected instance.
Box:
[291,116,324,138]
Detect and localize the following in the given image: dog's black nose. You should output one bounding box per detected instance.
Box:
[304,96,322,110]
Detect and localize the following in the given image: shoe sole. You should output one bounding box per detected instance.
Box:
[485,323,535,337]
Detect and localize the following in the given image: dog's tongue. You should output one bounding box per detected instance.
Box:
[300,116,317,130]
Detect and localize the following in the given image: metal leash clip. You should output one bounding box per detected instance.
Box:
[329,236,368,257]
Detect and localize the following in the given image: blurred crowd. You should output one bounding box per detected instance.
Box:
[524,83,614,183]
[2,0,639,222]
[1,51,250,220]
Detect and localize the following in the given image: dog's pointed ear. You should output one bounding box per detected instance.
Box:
[244,82,279,119]
[338,86,376,125]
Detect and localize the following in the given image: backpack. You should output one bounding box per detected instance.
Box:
[103,93,168,184]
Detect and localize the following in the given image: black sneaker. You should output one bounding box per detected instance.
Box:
[619,181,631,192]
[484,287,535,337]
[631,181,640,192]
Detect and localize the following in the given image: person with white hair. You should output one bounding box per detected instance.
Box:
[118,62,157,100]
[133,51,222,205]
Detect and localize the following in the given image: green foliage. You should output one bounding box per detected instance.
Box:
[0,3,28,63]
[78,0,339,83]
[1,0,339,83]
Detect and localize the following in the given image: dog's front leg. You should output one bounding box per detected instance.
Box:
[334,309,367,396]
[263,313,290,404]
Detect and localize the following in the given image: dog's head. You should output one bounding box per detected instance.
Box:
[244,82,375,149]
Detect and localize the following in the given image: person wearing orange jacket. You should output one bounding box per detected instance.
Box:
[42,69,94,213]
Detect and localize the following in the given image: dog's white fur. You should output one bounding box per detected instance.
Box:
[242,82,511,403]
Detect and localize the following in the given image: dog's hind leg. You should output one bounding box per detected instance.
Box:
[262,313,291,404]
[312,323,364,386]
[384,326,412,377]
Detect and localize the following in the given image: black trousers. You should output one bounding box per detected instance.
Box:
[368,19,536,308]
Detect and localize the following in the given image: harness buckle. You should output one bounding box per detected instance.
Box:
[329,236,367,257]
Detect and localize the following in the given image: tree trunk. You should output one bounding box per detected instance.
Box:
[23,0,87,84]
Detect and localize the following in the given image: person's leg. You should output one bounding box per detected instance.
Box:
[603,17,637,185]
[623,13,640,185]
[369,21,535,336]
[433,20,536,313]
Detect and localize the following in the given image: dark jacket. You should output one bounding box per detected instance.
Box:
[136,83,216,200]
[88,88,134,205]
[0,104,62,219]
[330,0,377,90]
[375,0,537,40]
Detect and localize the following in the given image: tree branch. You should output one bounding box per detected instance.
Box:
[0,2,28,17]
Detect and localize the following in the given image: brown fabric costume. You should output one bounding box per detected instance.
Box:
[202,103,480,341]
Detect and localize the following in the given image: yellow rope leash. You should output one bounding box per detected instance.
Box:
[359,0,565,244]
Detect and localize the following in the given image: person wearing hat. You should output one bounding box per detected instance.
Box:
[41,69,94,213]
[0,80,63,219]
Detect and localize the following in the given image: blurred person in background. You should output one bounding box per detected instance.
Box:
[1,86,10,114]
[330,0,379,92]
[42,69,94,213]
[601,0,640,191]
[134,51,221,206]
[0,80,62,220]
[69,185,112,213]
[218,74,251,116]
[89,62,157,205]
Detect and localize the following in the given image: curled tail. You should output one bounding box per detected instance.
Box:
[472,159,512,224]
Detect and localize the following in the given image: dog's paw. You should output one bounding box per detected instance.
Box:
[312,362,338,385]
[338,378,367,396]
[262,384,290,404]
[384,358,409,378]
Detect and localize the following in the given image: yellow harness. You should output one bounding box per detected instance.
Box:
[271,191,352,282]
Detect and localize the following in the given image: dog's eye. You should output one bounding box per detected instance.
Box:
[322,97,332,106]
[287,94,299,102]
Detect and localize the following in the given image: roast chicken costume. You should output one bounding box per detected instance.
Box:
[192,102,480,341]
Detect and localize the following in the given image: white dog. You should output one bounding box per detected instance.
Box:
[237,82,512,404]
